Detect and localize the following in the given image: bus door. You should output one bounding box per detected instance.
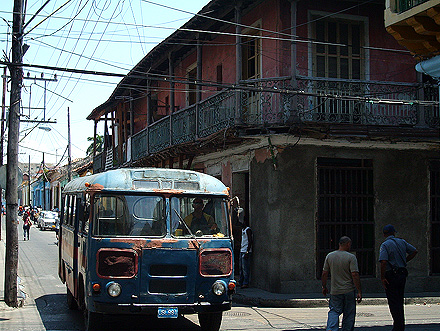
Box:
[62,195,79,296]
[77,195,89,280]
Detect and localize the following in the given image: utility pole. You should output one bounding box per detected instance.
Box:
[0,66,7,241]
[67,107,71,182]
[28,155,31,206]
[42,152,45,210]
[5,0,24,307]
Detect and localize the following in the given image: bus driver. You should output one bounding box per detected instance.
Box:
[183,198,218,235]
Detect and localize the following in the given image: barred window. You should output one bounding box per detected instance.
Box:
[430,160,440,274]
[317,158,375,278]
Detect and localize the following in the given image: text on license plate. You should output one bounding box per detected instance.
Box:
[157,307,178,318]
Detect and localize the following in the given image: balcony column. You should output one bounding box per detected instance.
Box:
[103,113,108,171]
[146,80,152,125]
[196,34,203,138]
[93,119,97,157]
[169,54,174,148]
[197,34,203,103]
[289,0,299,123]
[168,53,175,114]
[129,90,134,136]
[235,2,243,125]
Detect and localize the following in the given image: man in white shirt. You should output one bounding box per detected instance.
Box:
[238,219,253,288]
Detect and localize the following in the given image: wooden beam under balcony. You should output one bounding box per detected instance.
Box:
[427,6,440,25]
[386,25,440,55]
[386,24,433,41]
[407,16,440,35]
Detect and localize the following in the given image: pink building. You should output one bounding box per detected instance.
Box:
[87,0,440,294]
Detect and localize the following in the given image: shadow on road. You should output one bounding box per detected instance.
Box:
[282,324,440,331]
[35,293,202,330]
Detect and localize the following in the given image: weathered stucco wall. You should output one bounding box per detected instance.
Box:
[248,143,439,294]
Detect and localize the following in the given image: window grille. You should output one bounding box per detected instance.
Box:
[430,160,440,274]
[317,158,375,278]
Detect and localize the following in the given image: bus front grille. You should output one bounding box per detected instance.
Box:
[150,264,187,276]
[148,264,188,294]
[149,279,187,294]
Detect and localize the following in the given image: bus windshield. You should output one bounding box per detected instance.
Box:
[171,196,229,237]
[93,194,166,237]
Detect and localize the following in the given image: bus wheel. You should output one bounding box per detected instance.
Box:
[198,312,222,331]
[66,287,78,310]
[85,310,102,331]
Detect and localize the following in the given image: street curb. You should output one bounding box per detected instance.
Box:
[232,293,440,308]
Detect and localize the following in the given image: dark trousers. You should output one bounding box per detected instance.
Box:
[23,226,30,240]
[385,270,407,331]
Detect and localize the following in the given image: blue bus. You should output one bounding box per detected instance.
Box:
[58,168,236,331]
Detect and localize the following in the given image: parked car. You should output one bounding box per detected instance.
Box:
[38,211,59,231]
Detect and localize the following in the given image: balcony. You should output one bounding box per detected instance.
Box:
[397,0,431,13]
[93,77,439,173]
[385,0,440,58]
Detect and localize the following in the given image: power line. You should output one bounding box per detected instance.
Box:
[2,60,436,107]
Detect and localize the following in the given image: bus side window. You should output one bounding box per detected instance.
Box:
[70,196,76,227]
[77,197,84,233]
[63,195,70,226]
[83,194,90,234]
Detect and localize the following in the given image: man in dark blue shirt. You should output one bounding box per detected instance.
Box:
[379,224,417,331]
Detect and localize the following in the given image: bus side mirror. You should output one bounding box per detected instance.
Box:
[236,207,244,224]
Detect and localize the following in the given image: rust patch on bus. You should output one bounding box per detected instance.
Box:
[86,183,104,192]
[108,239,147,252]
[152,189,184,194]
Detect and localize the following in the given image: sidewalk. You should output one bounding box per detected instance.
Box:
[233,286,440,308]
[0,214,27,310]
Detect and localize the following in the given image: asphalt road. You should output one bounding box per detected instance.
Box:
[1,224,440,330]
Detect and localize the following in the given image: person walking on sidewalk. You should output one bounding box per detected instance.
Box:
[379,224,417,331]
[321,236,362,331]
[238,219,253,288]
[23,214,32,241]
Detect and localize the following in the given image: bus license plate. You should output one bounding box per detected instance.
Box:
[157,307,178,319]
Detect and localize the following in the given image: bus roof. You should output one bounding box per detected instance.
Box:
[63,168,229,196]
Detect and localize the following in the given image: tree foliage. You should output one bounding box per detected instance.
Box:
[86,134,104,155]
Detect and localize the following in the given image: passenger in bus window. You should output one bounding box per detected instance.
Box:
[183,198,218,235]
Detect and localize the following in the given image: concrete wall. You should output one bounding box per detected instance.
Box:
[247,143,439,294]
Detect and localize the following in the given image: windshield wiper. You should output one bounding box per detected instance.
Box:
[173,208,200,248]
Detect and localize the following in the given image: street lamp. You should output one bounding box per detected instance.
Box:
[38,125,51,132]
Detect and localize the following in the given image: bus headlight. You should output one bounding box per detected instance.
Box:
[107,282,122,297]
[212,280,226,296]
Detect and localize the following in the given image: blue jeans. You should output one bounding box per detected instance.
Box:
[239,252,251,286]
[326,290,356,331]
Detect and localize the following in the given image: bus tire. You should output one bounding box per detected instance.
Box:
[85,310,102,331]
[66,287,78,310]
[198,312,222,331]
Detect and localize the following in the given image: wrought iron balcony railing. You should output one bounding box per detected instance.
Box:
[397,0,430,13]
[93,76,438,171]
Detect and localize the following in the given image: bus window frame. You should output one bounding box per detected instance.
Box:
[171,194,230,238]
[91,192,167,238]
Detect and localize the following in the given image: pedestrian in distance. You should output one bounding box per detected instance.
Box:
[379,224,417,331]
[238,219,253,289]
[23,214,32,241]
[321,236,362,331]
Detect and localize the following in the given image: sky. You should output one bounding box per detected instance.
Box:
[0,0,210,168]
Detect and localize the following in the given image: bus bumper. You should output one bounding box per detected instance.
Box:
[92,300,232,315]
